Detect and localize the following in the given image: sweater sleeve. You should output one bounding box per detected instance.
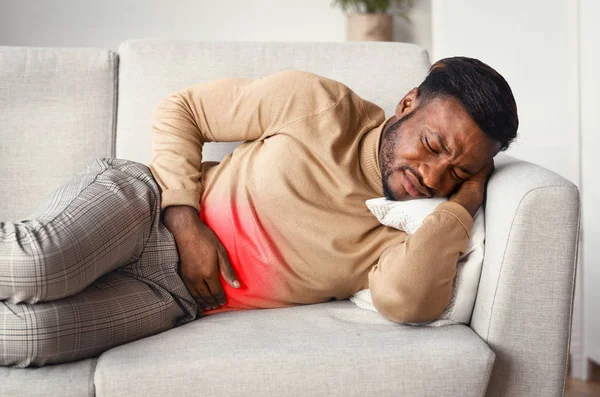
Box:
[149,70,349,211]
[367,201,474,324]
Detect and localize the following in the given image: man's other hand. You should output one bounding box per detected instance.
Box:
[449,160,495,218]
[163,205,240,312]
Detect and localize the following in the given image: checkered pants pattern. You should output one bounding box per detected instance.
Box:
[0,158,199,367]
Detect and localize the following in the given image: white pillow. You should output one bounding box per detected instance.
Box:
[350,197,485,327]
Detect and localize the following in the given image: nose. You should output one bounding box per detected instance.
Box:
[418,160,447,192]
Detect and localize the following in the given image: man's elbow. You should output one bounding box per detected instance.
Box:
[371,288,447,324]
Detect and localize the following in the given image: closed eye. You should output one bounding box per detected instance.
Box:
[451,169,468,182]
[423,134,468,182]
[423,136,438,154]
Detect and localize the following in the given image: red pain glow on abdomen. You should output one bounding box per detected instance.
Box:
[198,194,284,315]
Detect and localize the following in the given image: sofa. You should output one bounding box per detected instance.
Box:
[0,40,580,397]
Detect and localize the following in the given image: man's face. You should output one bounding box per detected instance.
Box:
[379,90,500,201]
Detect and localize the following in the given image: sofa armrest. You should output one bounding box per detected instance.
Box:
[470,154,580,397]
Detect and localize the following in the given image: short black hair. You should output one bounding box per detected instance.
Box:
[417,57,518,151]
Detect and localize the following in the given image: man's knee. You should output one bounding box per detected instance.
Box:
[0,227,79,303]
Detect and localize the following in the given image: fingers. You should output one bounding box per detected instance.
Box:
[205,272,227,306]
[182,278,199,297]
[217,247,240,288]
[175,221,239,312]
[471,161,495,184]
[198,249,238,311]
[200,222,240,289]
[182,278,212,312]
[193,279,220,310]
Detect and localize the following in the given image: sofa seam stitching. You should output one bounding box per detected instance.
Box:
[479,351,495,397]
[561,206,582,396]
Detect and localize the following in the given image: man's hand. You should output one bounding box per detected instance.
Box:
[163,205,240,312]
[449,160,495,218]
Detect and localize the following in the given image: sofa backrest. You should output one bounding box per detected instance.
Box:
[115,40,430,164]
[0,41,430,221]
[0,47,118,221]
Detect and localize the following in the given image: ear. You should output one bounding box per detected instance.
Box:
[395,87,420,119]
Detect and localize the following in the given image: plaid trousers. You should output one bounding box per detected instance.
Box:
[0,158,199,368]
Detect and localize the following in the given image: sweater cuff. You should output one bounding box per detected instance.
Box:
[160,189,201,212]
[433,201,474,238]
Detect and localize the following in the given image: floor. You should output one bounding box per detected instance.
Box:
[566,377,600,397]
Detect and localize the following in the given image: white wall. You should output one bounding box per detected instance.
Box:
[0,0,432,56]
[580,0,600,374]
[394,0,432,53]
[432,0,580,185]
[0,0,344,49]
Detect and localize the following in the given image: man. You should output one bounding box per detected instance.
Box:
[0,57,518,367]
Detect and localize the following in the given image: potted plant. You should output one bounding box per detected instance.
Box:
[331,0,412,42]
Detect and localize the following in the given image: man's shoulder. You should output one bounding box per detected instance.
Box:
[268,70,347,86]
[263,70,353,104]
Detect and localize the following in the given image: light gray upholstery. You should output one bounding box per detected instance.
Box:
[0,46,117,221]
[0,40,580,397]
[95,301,495,397]
[0,358,96,397]
[115,39,430,164]
[472,154,580,397]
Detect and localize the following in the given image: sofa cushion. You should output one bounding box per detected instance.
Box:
[94,300,494,397]
[0,46,117,221]
[0,358,96,397]
[115,39,430,164]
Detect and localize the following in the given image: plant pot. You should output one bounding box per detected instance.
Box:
[346,13,393,42]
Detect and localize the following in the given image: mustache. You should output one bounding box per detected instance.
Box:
[401,165,425,187]
[383,164,433,198]
[384,164,424,187]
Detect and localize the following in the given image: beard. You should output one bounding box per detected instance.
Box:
[379,110,419,201]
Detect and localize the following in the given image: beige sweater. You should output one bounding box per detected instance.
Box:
[149,71,473,323]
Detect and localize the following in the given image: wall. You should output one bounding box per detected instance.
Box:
[0,0,342,49]
[0,0,432,55]
[580,0,600,374]
[431,0,579,185]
